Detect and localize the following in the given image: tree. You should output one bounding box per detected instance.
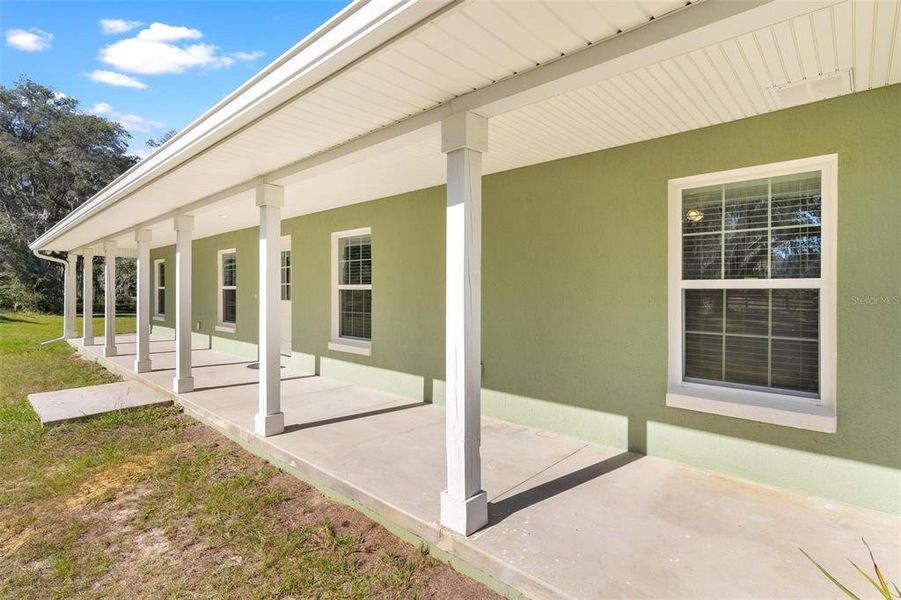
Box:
[0,76,137,311]
[145,129,177,149]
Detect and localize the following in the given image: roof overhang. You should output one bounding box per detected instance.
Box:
[32,0,899,253]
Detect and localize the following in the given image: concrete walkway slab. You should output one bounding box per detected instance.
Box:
[73,334,901,599]
[28,380,172,425]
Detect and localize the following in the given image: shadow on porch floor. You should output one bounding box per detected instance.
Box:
[77,333,901,599]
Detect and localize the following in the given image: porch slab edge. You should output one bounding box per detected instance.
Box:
[68,340,566,600]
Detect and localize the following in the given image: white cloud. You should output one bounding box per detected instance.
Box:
[98,22,263,75]
[5,28,53,52]
[89,69,148,89]
[228,50,265,62]
[136,22,202,42]
[88,102,164,134]
[99,19,143,35]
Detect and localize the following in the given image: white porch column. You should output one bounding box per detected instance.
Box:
[173,215,194,393]
[255,183,285,436]
[81,249,94,346]
[64,253,77,339]
[102,241,117,357]
[134,229,152,373]
[440,111,488,536]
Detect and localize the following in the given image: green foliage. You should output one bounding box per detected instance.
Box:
[0,76,137,312]
[801,539,901,600]
[145,129,177,149]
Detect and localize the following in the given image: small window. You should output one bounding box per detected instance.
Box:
[280,250,291,301]
[667,156,836,432]
[154,259,165,319]
[329,228,372,355]
[217,249,237,331]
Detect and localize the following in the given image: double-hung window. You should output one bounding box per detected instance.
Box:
[328,228,372,355]
[667,155,837,432]
[153,259,165,320]
[217,249,237,332]
[280,249,291,301]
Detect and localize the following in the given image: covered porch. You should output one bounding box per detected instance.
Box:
[74,332,900,599]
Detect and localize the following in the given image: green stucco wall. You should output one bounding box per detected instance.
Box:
[149,84,901,513]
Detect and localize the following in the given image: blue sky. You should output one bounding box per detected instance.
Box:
[1,1,347,155]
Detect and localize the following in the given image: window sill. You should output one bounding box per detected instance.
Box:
[152,315,165,322]
[215,324,236,334]
[666,383,836,433]
[328,338,371,356]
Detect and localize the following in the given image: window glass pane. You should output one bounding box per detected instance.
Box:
[724,178,769,230]
[684,333,723,381]
[222,289,236,324]
[682,287,820,395]
[339,289,371,340]
[684,289,722,333]
[771,339,819,393]
[724,230,768,279]
[222,253,237,287]
[724,335,769,387]
[682,234,721,280]
[771,171,821,227]
[682,185,722,234]
[682,171,822,281]
[725,289,768,336]
[771,289,818,339]
[158,263,165,287]
[771,226,821,278]
[157,289,165,315]
[339,235,371,285]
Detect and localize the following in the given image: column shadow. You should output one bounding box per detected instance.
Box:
[488,452,642,526]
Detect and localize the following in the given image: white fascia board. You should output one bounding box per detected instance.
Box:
[30,0,459,252]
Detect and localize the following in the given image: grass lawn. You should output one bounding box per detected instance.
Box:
[0,312,498,599]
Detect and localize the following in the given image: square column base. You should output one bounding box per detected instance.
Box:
[102,346,117,357]
[82,337,94,347]
[134,359,152,373]
[255,412,285,437]
[440,489,488,536]
[173,376,194,394]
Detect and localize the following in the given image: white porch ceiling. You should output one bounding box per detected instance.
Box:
[44,0,901,253]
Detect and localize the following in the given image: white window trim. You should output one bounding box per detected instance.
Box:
[666,154,837,433]
[216,248,237,333]
[329,227,371,356]
[153,258,165,321]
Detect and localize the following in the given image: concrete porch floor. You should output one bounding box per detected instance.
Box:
[75,333,900,599]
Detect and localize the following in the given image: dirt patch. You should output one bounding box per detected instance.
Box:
[3,410,501,599]
[0,527,35,559]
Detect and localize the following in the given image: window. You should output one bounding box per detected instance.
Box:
[328,228,372,355]
[153,259,165,319]
[667,155,836,432]
[217,249,237,332]
[280,250,291,301]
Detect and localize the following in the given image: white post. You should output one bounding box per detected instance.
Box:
[173,215,194,393]
[102,241,118,357]
[134,229,152,373]
[255,184,285,436]
[440,111,488,536]
[64,253,77,339]
[82,249,94,346]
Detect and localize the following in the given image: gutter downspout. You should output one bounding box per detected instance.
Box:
[32,249,69,346]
